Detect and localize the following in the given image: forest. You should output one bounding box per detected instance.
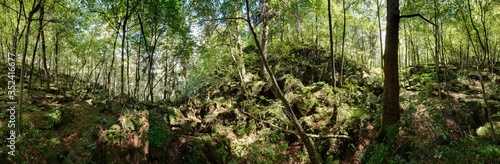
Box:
[0,0,499,163]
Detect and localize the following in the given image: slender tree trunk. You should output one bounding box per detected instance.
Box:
[328,0,336,88]
[258,0,270,79]
[404,22,410,82]
[244,1,319,163]
[40,3,49,91]
[127,38,130,95]
[314,10,319,58]
[55,33,59,85]
[230,3,246,86]
[108,32,119,99]
[163,44,169,101]
[135,37,141,99]
[464,0,496,143]
[10,0,24,58]
[95,52,106,90]
[19,1,41,138]
[28,26,41,92]
[148,40,155,102]
[182,64,188,97]
[170,66,176,100]
[433,1,441,99]
[377,0,384,68]
[339,0,348,87]
[235,8,246,80]
[121,4,128,96]
[137,12,157,102]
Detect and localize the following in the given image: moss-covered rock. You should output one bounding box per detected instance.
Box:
[476,122,500,138]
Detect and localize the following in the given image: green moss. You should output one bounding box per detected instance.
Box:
[476,122,500,138]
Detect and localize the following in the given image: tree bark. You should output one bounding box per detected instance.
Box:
[381,0,401,140]
[376,0,384,68]
[433,0,441,99]
[55,32,59,85]
[258,0,270,79]
[108,32,119,100]
[135,36,141,100]
[328,0,336,88]
[120,0,128,96]
[163,43,169,101]
[340,0,347,87]
[28,23,41,92]
[40,2,49,91]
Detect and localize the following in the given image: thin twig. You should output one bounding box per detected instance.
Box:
[201,17,247,22]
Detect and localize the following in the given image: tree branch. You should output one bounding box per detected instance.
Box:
[400,14,437,26]
[239,109,352,139]
[202,17,247,23]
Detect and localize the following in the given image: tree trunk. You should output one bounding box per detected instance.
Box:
[127,38,130,95]
[55,33,59,85]
[11,0,23,55]
[135,37,141,100]
[163,45,169,101]
[258,0,270,79]
[377,0,384,68]
[40,3,49,92]
[433,0,441,99]
[28,25,41,92]
[328,0,336,88]
[244,0,319,163]
[108,32,119,100]
[380,0,401,140]
[170,66,176,100]
[340,0,347,87]
[235,7,246,80]
[19,2,41,135]
[463,0,496,143]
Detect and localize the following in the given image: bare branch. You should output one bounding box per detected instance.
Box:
[201,17,247,23]
[400,14,437,26]
[239,109,352,139]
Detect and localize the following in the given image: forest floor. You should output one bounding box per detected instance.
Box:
[1,54,500,163]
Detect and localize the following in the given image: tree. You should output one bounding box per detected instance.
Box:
[119,0,139,97]
[244,0,319,163]
[379,0,401,143]
[328,0,336,89]
[39,0,49,91]
[459,0,496,143]
[376,0,383,68]
[258,0,270,79]
[18,0,41,137]
[380,0,437,143]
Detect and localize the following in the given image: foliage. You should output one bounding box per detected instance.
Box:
[363,144,391,164]
[433,137,500,163]
[148,126,174,148]
[476,122,500,138]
